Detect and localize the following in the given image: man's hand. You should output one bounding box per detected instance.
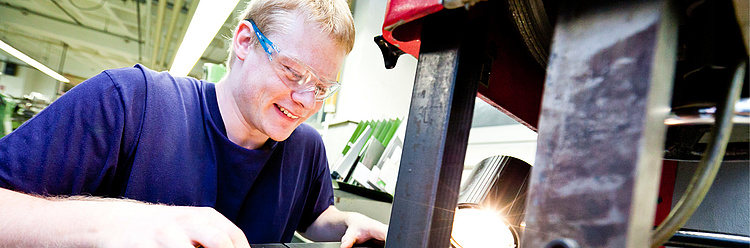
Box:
[339,212,387,248]
[89,202,251,248]
[301,206,387,248]
[0,188,251,248]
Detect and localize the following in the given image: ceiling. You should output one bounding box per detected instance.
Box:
[0,0,243,83]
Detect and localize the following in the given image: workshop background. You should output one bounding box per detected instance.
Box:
[0,0,747,246]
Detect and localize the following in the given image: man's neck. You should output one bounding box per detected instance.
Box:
[215,79,269,150]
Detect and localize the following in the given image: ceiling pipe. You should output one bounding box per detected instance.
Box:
[164,0,200,71]
[55,43,69,97]
[136,0,142,62]
[49,0,83,26]
[150,0,167,69]
[145,0,153,58]
[156,0,185,69]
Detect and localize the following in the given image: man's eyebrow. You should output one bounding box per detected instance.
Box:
[319,73,338,83]
[304,62,336,82]
[284,53,335,82]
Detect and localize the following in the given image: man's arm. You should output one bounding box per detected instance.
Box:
[0,187,251,248]
[301,205,388,248]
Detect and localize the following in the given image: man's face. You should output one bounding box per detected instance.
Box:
[233,15,346,142]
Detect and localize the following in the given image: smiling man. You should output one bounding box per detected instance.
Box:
[0,0,386,247]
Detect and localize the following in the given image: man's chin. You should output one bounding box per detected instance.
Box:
[267,130,294,142]
[265,120,305,141]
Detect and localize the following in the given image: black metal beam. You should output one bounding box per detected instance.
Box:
[385,7,489,248]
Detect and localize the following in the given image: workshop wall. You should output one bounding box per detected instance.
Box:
[0,61,58,102]
[320,0,417,164]
[22,67,57,101]
[0,61,27,98]
[334,0,418,123]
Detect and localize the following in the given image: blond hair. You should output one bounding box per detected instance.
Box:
[225,0,355,71]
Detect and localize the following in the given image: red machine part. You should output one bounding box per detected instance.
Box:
[654,160,678,248]
[655,160,678,227]
[382,0,443,58]
[382,0,546,130]
[476,15,546,131]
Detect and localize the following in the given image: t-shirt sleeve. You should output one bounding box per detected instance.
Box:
[0,69,138,196]
[296,128,335,232]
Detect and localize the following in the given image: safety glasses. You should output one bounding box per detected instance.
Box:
[246,19,341,101]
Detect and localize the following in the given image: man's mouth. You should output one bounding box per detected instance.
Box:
[276,104,300,119]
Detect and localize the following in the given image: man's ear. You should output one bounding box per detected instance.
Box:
[233,21,255,61]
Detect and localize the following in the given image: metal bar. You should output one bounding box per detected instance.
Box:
[163,0,199,70]
[55,43,68,96]
[49,0,83,26]
[137,0,143,63]
[665,230,750,248]
[156,0,184,68]
[150,0,167,69]
[384,7,485,248]
[522,0,678,247]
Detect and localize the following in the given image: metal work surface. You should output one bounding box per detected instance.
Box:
[522,0,678,247]
[385,8,486,248]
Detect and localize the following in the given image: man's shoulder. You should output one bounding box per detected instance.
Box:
[102,64,198,86]
[82,64,150,97]
[102,64,206,99]
[100,64,149,84]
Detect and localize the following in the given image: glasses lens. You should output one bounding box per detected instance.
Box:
[271,53,340,101]
[310,82,340,100]
[317,82,340,100]
[273,55,307,84]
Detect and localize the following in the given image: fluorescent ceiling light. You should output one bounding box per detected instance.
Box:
[169,0,240,77]
[0,39,69,83]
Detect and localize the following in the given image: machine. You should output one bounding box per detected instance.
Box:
[375,0,749,247]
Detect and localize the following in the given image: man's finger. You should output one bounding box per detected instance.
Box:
[156,227,197,248]
[340,230,357,248]
[188,226,235,248]
[365,224,388,241]
[201,207,251,248]
[218,221,250,248]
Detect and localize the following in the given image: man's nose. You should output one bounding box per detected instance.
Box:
[291,89,316,109]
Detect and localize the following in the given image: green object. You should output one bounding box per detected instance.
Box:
[378,120,393,143]
[377,180,386,189]
[359,120,383,156]
[373,120,387,143]
[340,118,403,156]
[0,94,16,137]
[342,121,367,155]
[382,118,401,147]
[203,63,227,83]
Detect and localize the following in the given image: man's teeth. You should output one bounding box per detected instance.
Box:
[278,106,299,119]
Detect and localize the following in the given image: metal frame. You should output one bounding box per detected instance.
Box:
[384,8,485,248]
[384,0,682,247]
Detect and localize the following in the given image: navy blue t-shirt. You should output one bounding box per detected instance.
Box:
[0,64,334,243]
